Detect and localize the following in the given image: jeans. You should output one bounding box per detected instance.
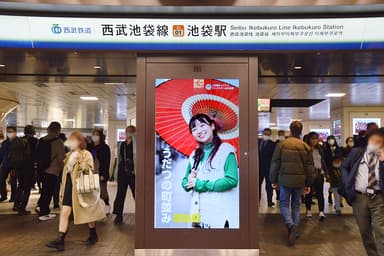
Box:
[38,172,57,216]
[332,187,342,212]
[279,186,303,228]
[305,175,325,212]
[113,171,135,216]
[352,193,384,256]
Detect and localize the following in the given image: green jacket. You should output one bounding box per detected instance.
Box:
[270,136,315,188]
[181,143,238,192]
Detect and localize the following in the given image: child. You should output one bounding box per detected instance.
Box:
[328,156,343,216]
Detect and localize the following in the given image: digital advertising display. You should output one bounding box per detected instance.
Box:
[353,118,381,135]
[154,79,240,229]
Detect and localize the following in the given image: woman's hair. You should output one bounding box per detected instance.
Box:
[92,128,106,144]
[326,135,339,147]
[345,136,353,144]
[69,131,87,150]
[126,125,136,133]
[305,132,319,146]
[188,113,222,170]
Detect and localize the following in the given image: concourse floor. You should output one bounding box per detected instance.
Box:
[0,182,367,256]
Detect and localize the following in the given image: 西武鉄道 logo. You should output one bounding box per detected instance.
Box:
[51,24,62,34]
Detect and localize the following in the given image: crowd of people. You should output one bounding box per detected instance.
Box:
[0,122,137,251]
[266,121,384,256]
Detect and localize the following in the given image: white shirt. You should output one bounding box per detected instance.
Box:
[313,149,322,170]
[355,151,381,193]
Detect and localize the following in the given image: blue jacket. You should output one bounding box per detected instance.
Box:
[342,147,384,203]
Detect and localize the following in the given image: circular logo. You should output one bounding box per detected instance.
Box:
[51,24,62,34]
[205,83,212,90]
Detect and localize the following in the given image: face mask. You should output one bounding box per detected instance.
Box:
[328,139,335,146]
[262,135,271,141]
[278,136,285,141]
[367,143,380,153]
[92,135,100,143]
[347,141,354,148]
[7,132,16,139]
[67,140,80,151]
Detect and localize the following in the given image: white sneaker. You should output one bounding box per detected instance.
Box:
[105,205,110,215]
[38,213,56,221]
[306,210,313,218]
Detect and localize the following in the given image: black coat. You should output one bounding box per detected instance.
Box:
[258,139,276,174]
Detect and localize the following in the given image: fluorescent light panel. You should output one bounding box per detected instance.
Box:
[80,96,99,101]
[325,93,346,97]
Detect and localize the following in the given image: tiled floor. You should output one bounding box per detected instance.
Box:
[0,181,368,256]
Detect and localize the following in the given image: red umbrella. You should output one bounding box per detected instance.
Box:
[155,79,239,157]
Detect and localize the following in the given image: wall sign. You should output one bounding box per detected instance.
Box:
[154,78,240,229]
[0,15,384,50]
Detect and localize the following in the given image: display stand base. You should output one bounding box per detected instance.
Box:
[135,249,259,256]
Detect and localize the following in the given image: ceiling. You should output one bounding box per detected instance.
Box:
[3,0,383,6]
[0,50,383,130]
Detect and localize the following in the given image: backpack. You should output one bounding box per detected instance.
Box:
[8,137,30,170]
[35,137,58,173]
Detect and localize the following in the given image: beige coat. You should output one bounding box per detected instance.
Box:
[60,149,106,225]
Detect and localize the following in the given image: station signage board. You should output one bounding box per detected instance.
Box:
[0,15,384,50]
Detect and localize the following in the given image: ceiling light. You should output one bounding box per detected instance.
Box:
[80,96,99,101]
[103,82,125,85]
[325,93,346,97]
[294,66,302,70]
[93,123,105,127]
[64,118,75,122]
[0,64,5,67]
[93,65,101,69]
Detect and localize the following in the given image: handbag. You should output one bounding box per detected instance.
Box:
[76,171,100,194]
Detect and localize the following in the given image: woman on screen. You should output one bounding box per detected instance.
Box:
[181,113,239,229]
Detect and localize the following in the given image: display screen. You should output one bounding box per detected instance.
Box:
[154,78,240,229]
[353,118,381,135]
[117,128,126,142]
[310,128,331,141]
[258,98,271,112]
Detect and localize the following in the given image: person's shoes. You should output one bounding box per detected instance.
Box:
[38,214,56,221]
[35,206,40,214]
[12,206,19,212]
[335,210,342,216]
[17,209,31,215]
[287,225,297,246]
[0,197,7,202]
[340,202,344,208]
[114,215,123,224]
[9,198,14,203]
[306,210,313,218]
[267,202,275,208]
[311,201,316,205]
[85,229,98,246]
[319,212,326,222]
[46,233,65,251]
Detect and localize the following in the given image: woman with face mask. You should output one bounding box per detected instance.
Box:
[181,114,239,229]
[46,132,106,251]
[324,135,343,205]
[88,128,111,214]
[342,137,355,159]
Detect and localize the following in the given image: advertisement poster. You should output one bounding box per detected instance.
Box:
[154,79,240,229]
[310,128,331,141]
[353,118,381,135]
